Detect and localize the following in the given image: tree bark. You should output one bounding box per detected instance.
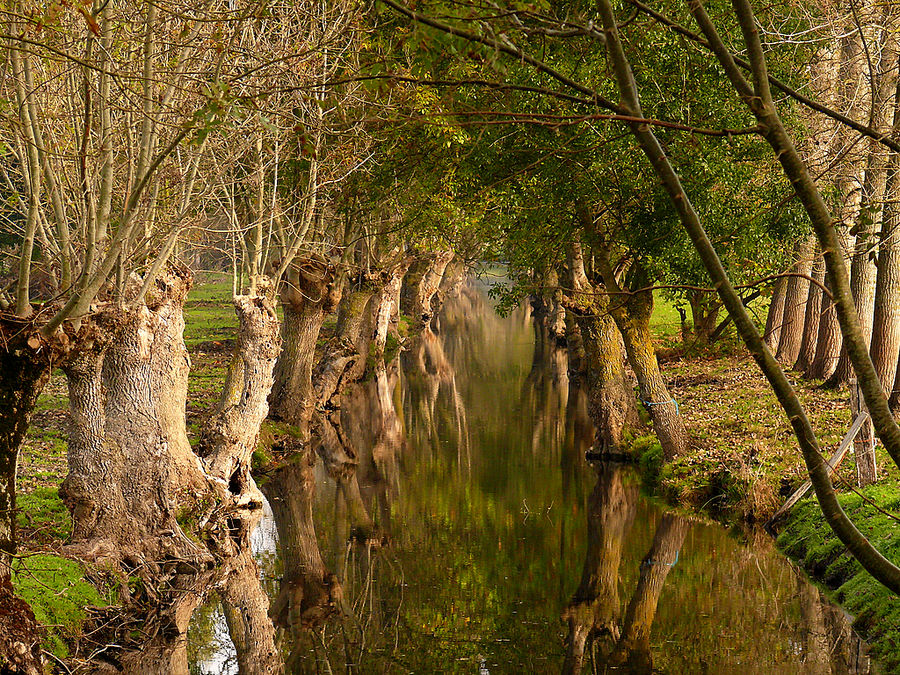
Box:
[593,251,689,460]
[372,262,410,358]
[0,327,59,559]
[567,286,642,454]
[775,237,814,366]
[829,20,896,387]
[400,250,455,326]
[269,256,341,436]
[870,56,900,399]
[198,292,281,553]
[687,291,720,346]
[763,276,787,351]
[808,272,842,381]
[795,254,825,375]
[61,268,211,568]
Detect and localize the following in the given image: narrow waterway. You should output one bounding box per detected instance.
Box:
[188,278,874,674]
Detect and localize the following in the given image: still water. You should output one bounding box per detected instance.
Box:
[188,279,873,674]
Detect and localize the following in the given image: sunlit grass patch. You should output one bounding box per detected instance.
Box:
[17,486,70,544]
[11,554,111,659]
[778,486,900,672]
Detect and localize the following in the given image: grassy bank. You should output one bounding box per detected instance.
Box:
[777,489,900,671]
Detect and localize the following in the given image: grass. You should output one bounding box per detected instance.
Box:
[17,487,70,544]
[11,554,111,659]
[649,293,683,343]
[777,487,900,672]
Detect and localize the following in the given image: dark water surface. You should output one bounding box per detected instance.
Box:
[188,279,874,674]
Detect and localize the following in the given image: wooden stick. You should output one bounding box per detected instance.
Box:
[766,412,869,529]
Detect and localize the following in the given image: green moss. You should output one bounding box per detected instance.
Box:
[12,554,110,658]
[16,486,70,541]
[631,435,663,486]
[777,488,900,671]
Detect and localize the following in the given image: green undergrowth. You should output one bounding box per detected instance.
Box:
[777,487,900,671]
[11,554,111,659]
[16,486,70,543]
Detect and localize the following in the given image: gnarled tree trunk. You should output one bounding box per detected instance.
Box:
[400,250,455,325]
[595,257,689,460]
[61,269,210,568]
[567,287,642,454]
[198,292,281,554]
[269,256,340,437]
[372,262,410,358]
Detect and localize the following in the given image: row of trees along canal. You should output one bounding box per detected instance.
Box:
[5,0,900,669]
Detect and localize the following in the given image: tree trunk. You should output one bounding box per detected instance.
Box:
[0,327,58,559]
[808,274,843,381]
[198,293,281,553]
[0,572,42,675]
[562,463,637,674]
[334,283,376,355]
[400,250,455,325]
[687,291,720,346]
[763,276,787,351]
[870,55,900,398]
[775,237,814,366]
[829,38,894,386]
[595,257,689,460]
[795,254,825,375]
[269,257,340,436]
[564,242,590,379]
[61,269,211,568]
[372,262,410,358]
[568,287,642,454]
[607,514,689,672]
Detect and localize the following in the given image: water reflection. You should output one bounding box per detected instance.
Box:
[179,278,874,675]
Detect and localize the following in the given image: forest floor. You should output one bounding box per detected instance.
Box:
[12,281,900,664]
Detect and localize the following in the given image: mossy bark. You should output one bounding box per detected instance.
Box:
[595,257,689,460]
[568,288,642,454]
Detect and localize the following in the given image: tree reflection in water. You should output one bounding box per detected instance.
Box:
[176,279,877,675]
